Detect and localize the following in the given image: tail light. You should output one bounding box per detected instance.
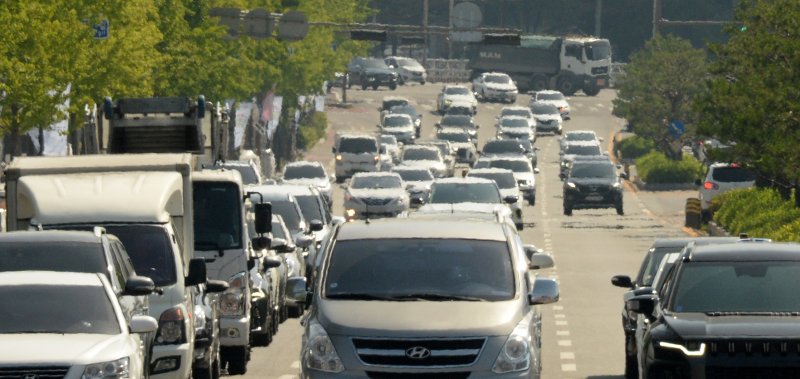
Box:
[704,181,719,190]
[155,307,187,345]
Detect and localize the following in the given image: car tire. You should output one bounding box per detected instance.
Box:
[193,359,213,379]
[563,203,573,216]
[529,75,548,92]
[211,352,221,379]
[624,350,638,379]
[557,77,578,96]
[224,347,248,376]
[389,82,397,90]
[288,304,304,318]
[361,82,368,90]
[616,201,624,215]
[420,81,425,85]
[528,196,536,206]
[583,85,601,96]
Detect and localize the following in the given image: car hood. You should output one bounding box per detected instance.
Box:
[512,172,535,183]
[283,178,328,188]
[382,125,415,134]
[421,203,511,216]
[0,333,134,364]
[534,115,561,122]
[447,141,475,150]
[538,100,569,109]
[400,160,444,169]
[498,188,522,198]
[406,181,433,191]
[499,126,531,134]
[365,68,396,75]
[444,94,475,103]
[568,177,616,186]
[319,299,522,337]
[486,83,517,91]
[665,313,800,339]
[348,188,406,199]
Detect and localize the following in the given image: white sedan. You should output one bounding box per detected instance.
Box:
[0,271,157,379]
[531,90,571,120]
[472,72,518,103]
[437,85,478,114]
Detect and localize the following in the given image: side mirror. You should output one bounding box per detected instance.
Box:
[296,235,314,249]
[330,174,337,182]
[534,168,540,174]
[598,137,604,142]
[559,173,566,180]
[619,172,629,180]
[206,279,229,293]
[129,315,159,334]
[528,253,555,270]
[523,244,544,261]
[287,277,309,305]
[123,276,155,296]
[331,147,337,154]
[252,236,270,251]
[185,258,207,286]
[611,275,634,289]
[627,294,658,315]
[263,258,282,270]
[410,197,425,207]
[503,195,519,204]
[529,277,559,305]
[309,219,324,232]
[254,202,272,234]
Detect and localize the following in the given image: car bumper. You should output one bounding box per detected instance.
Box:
[303,368,538,379]
[335,163,380,177]
[219,316,249,346]
[485,90,518,101]
[565,190,622,208]
[151,343,193,379]
[344,203,406,220]
[535,123,562,133]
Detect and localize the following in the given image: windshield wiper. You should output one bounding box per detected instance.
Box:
[326,293,401,301]
[391,293,487,302]
[706,311,800,317]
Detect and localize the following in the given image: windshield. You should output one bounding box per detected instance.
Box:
[501,109,530,118]
[532,103,560,114]
[396,58,423,68]
[446,106,473,115]
[194,182,242,250]
[403,148,440,161]
[390,105,417,118]
[439,132,469,143]
[637,246,686,286]
[566,132,596,142]
[0,284,120,334]
[363,59,389,69]
[480,160,531,173]
[445,87,470,96]
[0,242,106,274]
[671,261,800,313]
[501,118,529,128]
[711,166,757,182]
[209,165,259,185]
[395,169,433,182]
[483,141,524,154]
[379,135,397,145]
[441,116,472,127]
[83,225,178,287]
[537,93,565,101]
[485,75,511,84]
[338,137,378,154]
[570,163,615,178]
[383,99,408,110]
[324,239,514,301]
[384,116,412,127]
[469,173,516,189]
[430,182,501,204]
[284,164,325,180]
[351,175,402,189]
[565,144,602,156]
[587,41,611,60]
[269,199,304,233]
[295,195,328,224]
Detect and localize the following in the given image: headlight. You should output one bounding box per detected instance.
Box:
[445,99,452,104]
[82,357,129,379]
[219,272,247,317]
[374,155,380,162]
[285,257,300,277]
[193,306,206,332]
[493,320,531,373]
[335,154,342,161]
[613,182,621,188]
[566,182,577,189]
[304,321,345,373]
[155,307,186,345]
[658,341,706,357]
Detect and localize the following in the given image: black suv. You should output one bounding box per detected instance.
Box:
[563,160,626,215]
[628,241,800,379]
[347,57,399,90]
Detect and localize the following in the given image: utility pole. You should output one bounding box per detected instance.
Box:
[594,0,603,36]
[423,0,429,67]
[448,0,454,59]
[652,0,662,38]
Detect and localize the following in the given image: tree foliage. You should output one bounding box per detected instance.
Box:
[696,0,800,189]
[612,35,707,159]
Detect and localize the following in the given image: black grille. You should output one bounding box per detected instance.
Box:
[363,198,392,206]
[707,340,800,356]
[592,66,609,75]
[366,372,470,379]
[706,367,800,379]
[577,184,611,193]
[353,338,485,367]
[0,366,71,379]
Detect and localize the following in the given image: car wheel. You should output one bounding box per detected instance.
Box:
[616,201,625,215]
[224,347,248,375]
[420,81,425,85]
[288,304,304,318]
[193,358,213,379]
[557,77,578,96]
[389,82,397,90]
[529,75,548,91]
[563,203,573,216]
[211,352,221,379]
[250,301,272,346]
[528,196,535,206]
[372,84,379,90]
[624,349,638,379]
[583,84,601,96]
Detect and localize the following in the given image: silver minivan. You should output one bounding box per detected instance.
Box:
[333,134,381,182]
[289,218,559,378]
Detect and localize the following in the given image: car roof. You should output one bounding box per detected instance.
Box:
[438,127,469,134]
[0,230,103,244]
[382,96,409,102]
[352,172,402,179]
[391,166,431,173]
[384,113,412,120]
[267,184,315,196]
[434,177,494,185]
[650,237,741,249]
[247,185,296,201]
[444,85,469,90]
[536,90,564,95]
[0,271,104,287]
[285,160,324,168]
[478,156,529,163]
[686,242,800,262]
[336,219,508,241]
[211,160,254,168]
[482,72,511,77]
[468,167,515,176]
[405,145,439,152]
[565,130,597,136]
[501,106,530,112]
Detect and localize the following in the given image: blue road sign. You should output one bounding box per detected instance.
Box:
[669,120,685,139]
[93,19,109,39]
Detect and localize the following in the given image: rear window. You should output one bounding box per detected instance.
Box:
[339,138,378,154]
[284,165,325,180]
[711,166,756,182]
[0,242,106,274]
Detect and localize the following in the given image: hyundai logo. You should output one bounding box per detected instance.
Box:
[405,346,431,360]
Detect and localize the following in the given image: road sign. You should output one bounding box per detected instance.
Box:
[450,31,482,43]
[93,19,109,39]
[210,8,242,37]
[451,2,482,28]
[244,8,273,39]
[669,120,685,139]
[278,11,308,41]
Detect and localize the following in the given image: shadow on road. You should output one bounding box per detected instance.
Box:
[587,375,624,379]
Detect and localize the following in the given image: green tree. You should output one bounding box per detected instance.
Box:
[696,0,800,201]
[612,35,707,159]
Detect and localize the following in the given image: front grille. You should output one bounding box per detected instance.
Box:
[706,367,800,379]
[592,66,609,75]
[0,366,71,379]
[707,340,800,356]
[353,338,485,367]
[366,372,470,379]
[577,184,611,193]
[362,198,392,206]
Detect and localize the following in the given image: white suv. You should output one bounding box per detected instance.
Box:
[698,163,756,217]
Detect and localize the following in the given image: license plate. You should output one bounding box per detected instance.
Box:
[597,78,606,86]
[586,195,603,202]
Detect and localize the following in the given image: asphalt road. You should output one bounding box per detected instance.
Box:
[242,83,695,379]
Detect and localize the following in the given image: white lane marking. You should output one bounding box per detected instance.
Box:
[555,314,566,319]
[556,320,568,326]
[290,361,301,369]
[558,340,572,347]
[277,375,298,379]
[560,352,575,360]
[556,330,570,336]
[553,305,564,311]
[562,363,578,371]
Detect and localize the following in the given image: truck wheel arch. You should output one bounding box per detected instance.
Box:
[529,75,549,92]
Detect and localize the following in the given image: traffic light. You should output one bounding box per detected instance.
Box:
[210,8,242,37]
[482,33,521,46]
[244,8,274,39]
[350,30,388,42]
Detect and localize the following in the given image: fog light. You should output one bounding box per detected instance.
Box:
[151,356,181,374]
[345,209,356,218]
[224,327,241,338]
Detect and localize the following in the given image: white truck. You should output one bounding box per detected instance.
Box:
[5,153,206,379]
[192,169,275,374]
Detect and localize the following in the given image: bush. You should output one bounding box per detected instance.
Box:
[616,135,655,160]
[297,111,327,151]
[634,151,704,183]
[713,188,800,242]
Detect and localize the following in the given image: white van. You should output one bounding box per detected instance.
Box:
[332,133,380,182]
